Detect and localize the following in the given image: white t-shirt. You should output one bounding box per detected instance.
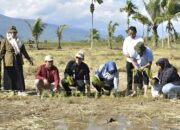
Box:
[122,36,144,62]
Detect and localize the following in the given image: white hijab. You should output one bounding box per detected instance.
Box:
[6,33,23,55]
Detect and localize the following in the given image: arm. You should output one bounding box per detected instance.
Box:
[113,71,119,92]
[64,61,74,78]
[35,65,46,80]
[0,39,6,60]
[122,38,130,58]
[53,68,60,89]
[21,45,33,65]
[84,65,90,85]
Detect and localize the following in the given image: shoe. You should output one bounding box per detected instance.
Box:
[17,91,28,96]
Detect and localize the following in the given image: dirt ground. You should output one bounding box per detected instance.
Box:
[0,46,180,130]
[0,72,180,130]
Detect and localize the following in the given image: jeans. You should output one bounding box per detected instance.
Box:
[162,83,180,98]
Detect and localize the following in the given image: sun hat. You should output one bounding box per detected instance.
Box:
[44,55,53,61]
[75,50,84,60]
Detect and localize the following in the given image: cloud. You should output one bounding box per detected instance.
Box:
[0,0,179,37]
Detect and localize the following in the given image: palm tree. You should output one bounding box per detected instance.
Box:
[107,21,119,49]
[89,28,101,42]
[32,18,46,50]
[160,0,180,48]
[90,0,103,48]
[120,0,137,33]
[133,0,162,47]
[56,24,67,49]
[132,12,150,38]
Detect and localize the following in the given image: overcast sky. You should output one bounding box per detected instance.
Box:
[0,0,179,37]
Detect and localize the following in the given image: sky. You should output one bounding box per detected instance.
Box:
[0,0,179,38]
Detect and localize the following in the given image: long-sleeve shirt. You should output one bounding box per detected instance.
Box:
[35,64,60,89]
[96,61,119,91]
[64,60,90,85]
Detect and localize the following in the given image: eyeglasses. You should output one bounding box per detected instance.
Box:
[45,61,53,63]
[76,57,83,60]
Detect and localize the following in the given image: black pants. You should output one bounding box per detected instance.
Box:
[126,61,134,90]
[134,70,149,89]
[61,78,85,94]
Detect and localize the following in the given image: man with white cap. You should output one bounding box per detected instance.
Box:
[61,50,90,96]
[34,55,60,95]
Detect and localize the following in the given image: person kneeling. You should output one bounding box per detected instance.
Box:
[92,61,119,96]
[61,50,90,96]
[34,55,60,96]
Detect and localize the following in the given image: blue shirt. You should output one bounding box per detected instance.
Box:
[136,47,153,67]
[96,61,119,91]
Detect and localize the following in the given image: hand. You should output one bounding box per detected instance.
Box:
[29,59,33,65]
[43,79,49,85]
[86,84,91,95]
[139,67,145,72]
[53,87,58,93]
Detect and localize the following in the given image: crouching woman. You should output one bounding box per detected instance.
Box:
[156,58,180,98]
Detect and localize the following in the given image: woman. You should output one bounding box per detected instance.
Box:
[0,26,33,95]
[156,58,180,98]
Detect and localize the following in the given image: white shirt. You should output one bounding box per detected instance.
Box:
[122,36,144,62]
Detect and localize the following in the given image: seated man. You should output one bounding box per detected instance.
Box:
[61,50,90,96]
[92,60,119,96]
[34,55,60,95]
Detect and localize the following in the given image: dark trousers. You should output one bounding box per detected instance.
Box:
[126,61,134,90]
[134,70,149,89]
[61,78,85,94]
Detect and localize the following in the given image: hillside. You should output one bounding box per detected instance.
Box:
[0,14,89,41]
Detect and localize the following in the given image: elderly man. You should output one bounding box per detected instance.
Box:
[61,50,90,96]
[35,55,60,96]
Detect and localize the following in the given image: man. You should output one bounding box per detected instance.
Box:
[35,55,60,95]
[122,26,143,94]
[61,50,90,96]
[92,60,119,96]
[132,42,153,96]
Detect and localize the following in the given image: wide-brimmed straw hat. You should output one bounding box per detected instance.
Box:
[44,55,53,61]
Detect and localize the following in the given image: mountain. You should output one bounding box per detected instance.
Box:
[0,14,89,41]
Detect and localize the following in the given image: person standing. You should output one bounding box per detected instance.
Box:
[61,50,90,96]
[132,42,153,97]
[122,26,143,94]
[0,26,33,96]
[34,55,60,96]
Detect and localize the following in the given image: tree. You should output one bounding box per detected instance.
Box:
[120,0,137,32]
[133,0,162,47]
[160,0,180,48]
[89,28,101,42]
[107,21,119,49]
[32,18,46,50]
[90,0,103,48]
[56,24,67,49]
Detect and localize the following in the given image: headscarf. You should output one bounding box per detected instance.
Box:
[106,61,117,74]
[155,58,172,70]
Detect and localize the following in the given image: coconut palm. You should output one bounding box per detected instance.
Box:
[120,0,137,32]
[56,24,67,49]
[89,28,101,42]
[107,21,119,49]
[32,18,46,50]
[160,0,180,48]
[133,0,162,47]
[90,0,103,48]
